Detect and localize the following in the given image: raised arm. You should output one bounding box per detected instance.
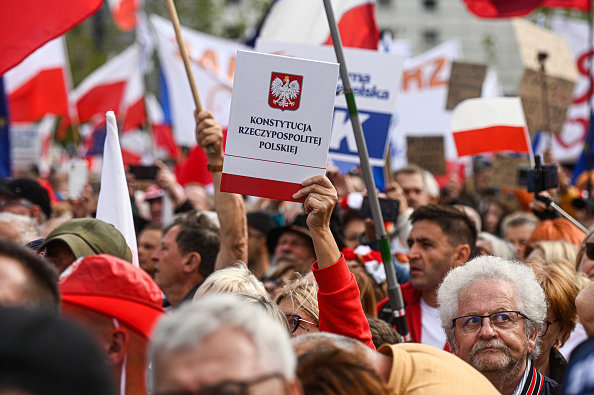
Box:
[195,110,247,269]
[293,175,375,349]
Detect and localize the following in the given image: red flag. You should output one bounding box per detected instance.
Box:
[4,38,71,122]
[0,0,102,76]
[542,0,591,11]
[462,0,544,18]
[108,0,140,31]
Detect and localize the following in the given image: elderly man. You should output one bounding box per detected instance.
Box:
[379,204,476,349]
[0,178,52,226]
[151,293,302,395]
[437,256,558,395]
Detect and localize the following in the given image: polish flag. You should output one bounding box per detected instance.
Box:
[259,0,380,50]
[4,38,71,122]
[107,0,140,31]
[451,97,533,158]
[0,0,101,76]
[463,0,590,18]
[72,44,145,129]
[145,94,179,160]
[96,111,139,266]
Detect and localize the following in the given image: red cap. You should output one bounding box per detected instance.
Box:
[59,254,163,339]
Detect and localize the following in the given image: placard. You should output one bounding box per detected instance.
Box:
[446,61,487,110]
[489,154,531,189]
[406,135,446,176]
[221,50,339,202]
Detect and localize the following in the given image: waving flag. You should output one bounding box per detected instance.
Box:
[259,0,379,49]
[463,0,590,18]
[108,0,141,31]
[96,111,139,266]
[4,38,71,123]
[72,44,145,129]
[451,97,532,158]
[0,0,101,76]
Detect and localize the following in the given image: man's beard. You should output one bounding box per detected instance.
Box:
[470,339,524,374]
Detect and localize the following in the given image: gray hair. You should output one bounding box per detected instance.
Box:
[500,212,539,235]
[437,255,547,359]
[151,293,296,383]
[0,212,42,244]
[477,232,517,260]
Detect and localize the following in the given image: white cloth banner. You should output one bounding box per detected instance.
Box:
[150,14,249,146]
[96,111,139,266]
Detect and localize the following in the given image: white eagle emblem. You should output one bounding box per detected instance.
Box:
[270,76,300,109]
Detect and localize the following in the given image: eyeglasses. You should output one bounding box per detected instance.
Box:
[453,311,530,334]
[539,319,558,337]
[285,314,318,334]
[155,372,285,395]
[586,242,594,260]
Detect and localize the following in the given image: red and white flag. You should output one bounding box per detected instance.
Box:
[107,0,141,31]
[72,44,145,129]
[0,0,101,76]
[451,97,533,158]
[4,38,71,123]
[259,0,379,49]
[463,0,590,18]
[96,111,139,266]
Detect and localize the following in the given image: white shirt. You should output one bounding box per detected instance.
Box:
[420,296,447,349]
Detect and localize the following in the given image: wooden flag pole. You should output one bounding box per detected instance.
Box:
[165,0,215,154]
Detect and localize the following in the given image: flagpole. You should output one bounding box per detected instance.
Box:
[164,0,214,154]
[587,4,593,192]
[322,0,410,341]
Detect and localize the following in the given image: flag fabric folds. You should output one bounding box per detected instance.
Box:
[259,0,380,49]
[72,45,145,129]
[4,38,71,123]
[463,0,591,18]
[107,0,141,31]
[451,97,532,157]
[96,111,139,266]
[0,0,102,76]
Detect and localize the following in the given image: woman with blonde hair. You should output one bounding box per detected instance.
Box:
[193,261,268,300]
[275,277,320,337]
[525,240,579,264]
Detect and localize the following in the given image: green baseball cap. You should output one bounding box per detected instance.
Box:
[38,218,132,263]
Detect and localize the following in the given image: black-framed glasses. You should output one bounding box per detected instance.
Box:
[539,319,558,337]
[285,314,318,333]
[155,372,285,395]
[586,242,594,260]
[453,311,530,334]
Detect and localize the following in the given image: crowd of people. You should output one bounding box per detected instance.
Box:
[1,110,594,395]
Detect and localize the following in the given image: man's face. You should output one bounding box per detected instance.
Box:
[273,231,315,266]
[407,220,459,292]
[152,225,186,292]
[0,256,29,306]
[148,198,162,223]
[396,173,430,210]
[154,327,288,394]
[453,279,536,376]
[138,228,162,278]
[503,224,534,260]
[43,240,77,274]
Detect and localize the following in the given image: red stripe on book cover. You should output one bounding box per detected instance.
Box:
[221,173,305,202]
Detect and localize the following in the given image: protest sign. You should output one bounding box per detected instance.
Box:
[513,19,577,135]
[406,136,446,175]
[255,40,403,170]
[489,154,531,189]
[220,51,339,202]
[446,61,487,110]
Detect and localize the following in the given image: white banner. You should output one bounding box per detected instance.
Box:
[256,39,404,168]
[150,14,249,147]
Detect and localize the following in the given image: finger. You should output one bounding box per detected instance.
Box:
[293,183,336,201]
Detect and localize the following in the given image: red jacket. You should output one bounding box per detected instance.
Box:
[313,255,376,350]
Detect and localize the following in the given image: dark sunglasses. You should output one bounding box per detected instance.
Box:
[586,242,594,260]
[285,314,318,333]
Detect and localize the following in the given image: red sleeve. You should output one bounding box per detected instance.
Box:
[313,254,376,350]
